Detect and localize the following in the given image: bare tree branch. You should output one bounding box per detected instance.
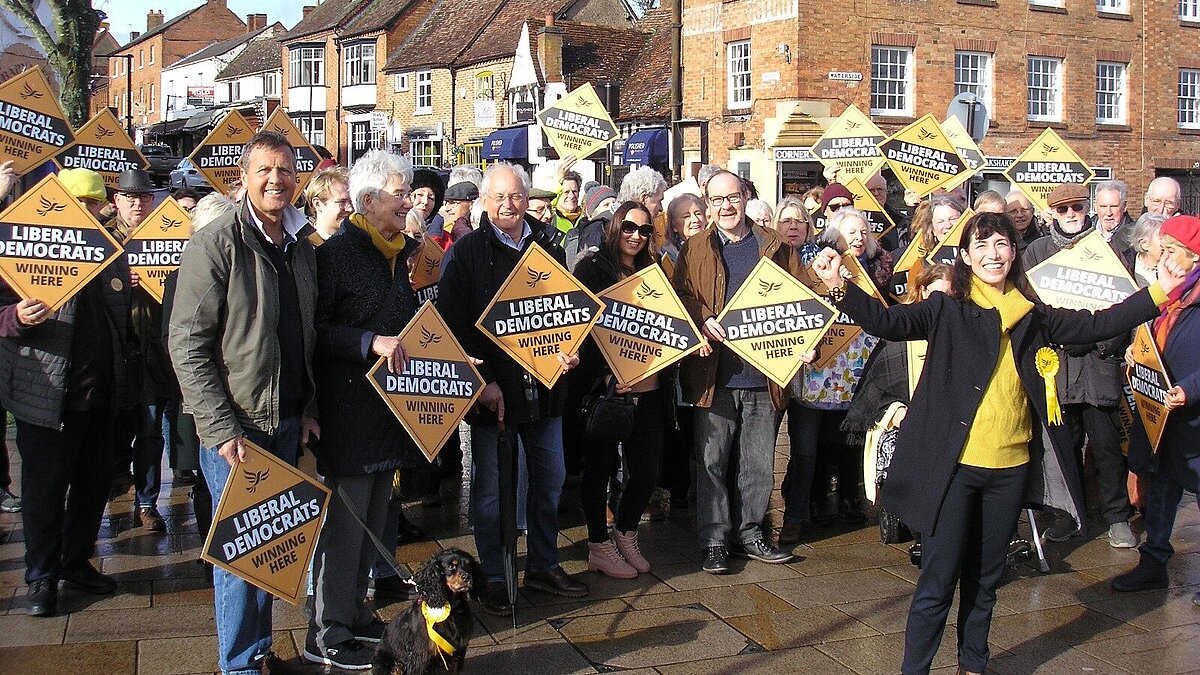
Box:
[0,0,58,58]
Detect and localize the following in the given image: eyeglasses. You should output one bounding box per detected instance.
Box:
[118,192,153,201]
[619,221,655,238]
[707,194,743,207]
[489,193,527,204]
[1054,202,1087,215]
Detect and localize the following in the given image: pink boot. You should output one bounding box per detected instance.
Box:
[613,529,650,574]
[588,540,637,579]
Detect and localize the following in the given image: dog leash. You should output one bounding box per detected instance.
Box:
[334,484,417,585]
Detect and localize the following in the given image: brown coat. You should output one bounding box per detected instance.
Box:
[672,219,796,410]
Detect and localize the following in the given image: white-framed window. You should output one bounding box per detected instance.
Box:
[415,70,432,114]
[411,139,442,167]
[1027,56,1063,122]
[726,40,751,109]
[343,42,376,86]
[1030,0,1065,7]
[263,72,279,97]
[394,72,409,92]
[871,46,914,116]
[1097,0,1127,11]
[149,84,155,112]
[1095,61,1126,124]
[298,115,325,146]
[288,46,324,86]
[149,45,155,64]
[954,51,993,111]
[1182,0,1200,21]
[138,49,144,68]
[349,121,371,164]
[475,71,494,100]
[1180,69,1200,129]
[227,80,240,102]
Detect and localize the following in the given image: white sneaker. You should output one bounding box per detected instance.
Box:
[1108,522,1138,548]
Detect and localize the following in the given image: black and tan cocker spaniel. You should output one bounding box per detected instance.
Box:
[372,548,483,675]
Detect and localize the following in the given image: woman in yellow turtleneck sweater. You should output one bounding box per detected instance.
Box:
[812,212,1185,675]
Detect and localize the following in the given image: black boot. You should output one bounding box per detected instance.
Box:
[1111,551,1168,592]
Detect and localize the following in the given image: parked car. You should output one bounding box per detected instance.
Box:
[169,157,212,191]
[139,143,180,186]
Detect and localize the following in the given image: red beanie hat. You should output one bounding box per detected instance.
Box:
[1161,214,1200,257]
[820,183,855,213]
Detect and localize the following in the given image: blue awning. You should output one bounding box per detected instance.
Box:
[482,126,528,160]
[624,128,669,166]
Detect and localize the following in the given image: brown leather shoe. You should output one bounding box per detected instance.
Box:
[778,520,804,546]
[138,506,166,532]
[523,566,588,597]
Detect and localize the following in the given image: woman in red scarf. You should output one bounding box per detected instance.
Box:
[1112,214,1200,597]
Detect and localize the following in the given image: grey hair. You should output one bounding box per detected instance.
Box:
[816,206,879,258]
[449,165,483,189]
[348,149,413,213]
[1095,179,1128,203]
[972,190,1006,212]
[930,194,966,215]
[1146,176,1182,199]
[480,162,531,197]
[189,193,235,235]
[745,199,774,225]
[618,166,668,203]
[775,196,812,226]
[697,164,722,189]
[1005,188,1030,202]
[1130,212,1167,254]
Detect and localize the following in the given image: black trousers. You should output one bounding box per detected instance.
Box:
[1064,402,1129,525]
[659,404,694,501]
[0,404,10,491]
[903,462,1028,674]
[582,389,665,542]
[16,410,114,583]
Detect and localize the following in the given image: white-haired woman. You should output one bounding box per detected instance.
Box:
[1126,212,1167,288]
[745,199,774,230]
[619,165,669,246]
[304,149,423,668]
[798,208,891,527]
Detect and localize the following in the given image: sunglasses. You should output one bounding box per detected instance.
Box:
[828,202,850,212]
[1054,202,1087,215]
[620,221,655,237]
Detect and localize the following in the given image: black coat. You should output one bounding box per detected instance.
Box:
[313,221,422,476]
[437,214,569,424]
[835,281,1161,537]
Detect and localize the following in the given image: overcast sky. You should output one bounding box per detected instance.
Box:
[96,0,305,44]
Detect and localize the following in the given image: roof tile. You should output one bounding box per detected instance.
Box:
[217,28,286,80]
[282,0,370,41]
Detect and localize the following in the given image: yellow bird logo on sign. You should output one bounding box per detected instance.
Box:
[418,326,441,348]
[635,281,662,299]
[243,469,269,493]
[758,280,781,296]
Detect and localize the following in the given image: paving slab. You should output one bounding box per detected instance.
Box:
[726,605,879,650]
[0,640,136,674]
[760,568,915,610]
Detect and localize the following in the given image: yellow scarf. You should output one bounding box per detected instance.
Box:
[421,602,456,669]
[959,276,1034,468]
[350,213,409,268]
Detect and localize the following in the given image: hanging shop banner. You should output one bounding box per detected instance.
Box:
[0,173,123,311]
[122,197,191,303]
[189,109,255,197]
[591,264,704,387]
[201,439,330,605]
[536,83,619,160]
[368,302,483,462]
[812,254,887,370]
[877,114,967,197]
[1025,231,1138,312]
[1127,324,1172,453]
[0,66,75,175]
[716,257,838,387]
[54,108,148,190]
[477,244,604,388]
[260,107,320,200]
[809,104,887,185]
[1003,128,1095,213]
[410,234,443,305]
[924,208,976,267]
[940,116,986,193]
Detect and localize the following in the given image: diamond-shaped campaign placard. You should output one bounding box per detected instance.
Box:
[924,207,976,267]
[811,254,887,370]
[477,244,604,389]
[189,109,255,196]
[260,107,321,201]
[0,66,75,175]
[201,439,331,605]
[878,114,968,197]
[55,108,148,190]
[885,234,932,303]
[716,257,838,387]
[809,104,887,185]
[123,197,191,303]
[591,264,704,387]
[939,115,986,193]
[1004,128,1094,213]
[0,173,123,311]
[537,83,619,160]
[1127,324,1172,453]
[1026,230,1139,312]
[410,234,443,306]
[845,177,896,240]
[369,302,483,462]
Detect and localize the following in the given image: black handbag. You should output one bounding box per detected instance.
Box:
[580,377,637,444]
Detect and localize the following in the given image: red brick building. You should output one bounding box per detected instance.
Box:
[681,0,1200,211]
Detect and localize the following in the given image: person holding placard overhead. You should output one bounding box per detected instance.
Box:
[1112,214,1200,596]
[810,211,1184,675]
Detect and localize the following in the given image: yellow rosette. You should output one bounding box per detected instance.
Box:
[422,601,456,668]
[1035,347,1063,426]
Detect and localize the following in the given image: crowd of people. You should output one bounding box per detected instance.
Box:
[0,137,1197,675]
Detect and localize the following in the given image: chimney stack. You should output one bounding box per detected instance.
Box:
[146,10,164,31]
[246,13,268,33]
[537,13,564,84]
[130,31,141,41]
[302,5,316,19]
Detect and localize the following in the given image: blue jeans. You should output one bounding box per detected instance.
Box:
[1140,454,1200,566]
[134,396,178,507]
[200,417,300,675]
[471,418,564,582]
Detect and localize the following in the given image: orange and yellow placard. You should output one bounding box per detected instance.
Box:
[260,107,321,200]
[924,208,976,267]
[1025,231,1138,312]
[809,104,887,185]
[811,254,887,370]
[123,197,191,303]
[1004,128,1094,213]
[54,108,148,189]
[410,234,443,306]
[877,114,968,197]
[0,67,74,174]
[1127,324,1172,453]
[189,109,255,196]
